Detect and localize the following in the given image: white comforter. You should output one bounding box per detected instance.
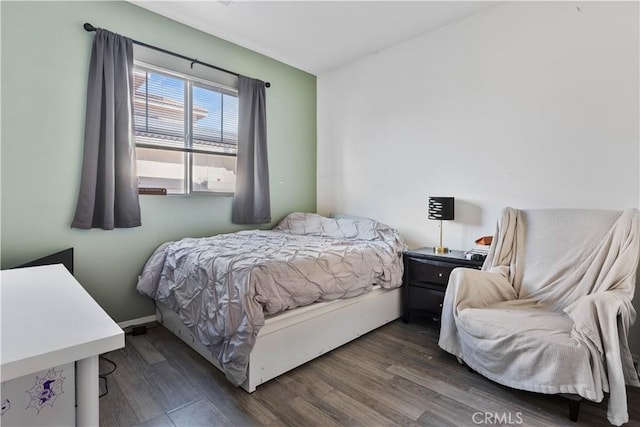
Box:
[137,212,405,385]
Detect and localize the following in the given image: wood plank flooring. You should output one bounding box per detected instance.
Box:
[99,318,640,426]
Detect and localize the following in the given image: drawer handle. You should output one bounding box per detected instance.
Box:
[438,273,443,277]
[439,303,443,308]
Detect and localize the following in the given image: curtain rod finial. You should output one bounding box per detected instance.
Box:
[265,82,271,88]
[83,23,96,32]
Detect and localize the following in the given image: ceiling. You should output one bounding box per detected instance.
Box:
[129,1,499,75]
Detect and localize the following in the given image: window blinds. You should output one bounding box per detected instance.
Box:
[133,65,238,156]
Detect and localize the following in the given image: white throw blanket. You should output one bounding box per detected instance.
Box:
[439,208,640,425]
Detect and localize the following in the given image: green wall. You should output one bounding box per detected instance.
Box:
[0,1,317,322]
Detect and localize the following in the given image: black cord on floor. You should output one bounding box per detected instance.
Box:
[99,319,161,397]
[98,376,109,398]
[99,355,117,398]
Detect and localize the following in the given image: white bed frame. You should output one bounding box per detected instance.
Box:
[155,285,402,392]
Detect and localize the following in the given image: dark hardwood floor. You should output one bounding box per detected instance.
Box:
[99,318,640,426]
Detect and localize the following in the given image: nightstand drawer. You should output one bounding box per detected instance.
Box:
[408,258,455,286]
[402,248,483,324]
[407,286,445,316]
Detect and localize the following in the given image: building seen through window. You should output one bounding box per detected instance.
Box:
[133,64,238,194]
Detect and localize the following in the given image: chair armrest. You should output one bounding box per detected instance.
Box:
[446,267,517,311]
[564,291,640,425]
[439,267,516,357]
[564,292,638,379]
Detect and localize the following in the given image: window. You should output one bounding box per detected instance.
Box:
[133,63,238,194]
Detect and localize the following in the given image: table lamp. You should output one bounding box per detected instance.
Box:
[428,197,455,253]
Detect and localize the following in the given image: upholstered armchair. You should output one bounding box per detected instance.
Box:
[439,208,640,425]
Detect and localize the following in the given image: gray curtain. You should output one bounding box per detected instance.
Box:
[232,76,271,224]
[71,29,141,230]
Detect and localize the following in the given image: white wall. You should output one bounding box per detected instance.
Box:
[317,2,640,351]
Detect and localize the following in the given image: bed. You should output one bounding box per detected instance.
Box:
[137,212,406,392]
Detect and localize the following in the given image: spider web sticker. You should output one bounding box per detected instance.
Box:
[1,398,9,416]
[25,368,65,413]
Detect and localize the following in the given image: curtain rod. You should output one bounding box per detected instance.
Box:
[83,23,271,88]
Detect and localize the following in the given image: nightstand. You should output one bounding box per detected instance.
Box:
[402,248,483,323]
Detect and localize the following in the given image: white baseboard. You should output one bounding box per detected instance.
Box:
[117,315,157,329]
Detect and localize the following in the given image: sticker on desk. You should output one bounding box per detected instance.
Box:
[25,368,65,413]
[1,398,10,415]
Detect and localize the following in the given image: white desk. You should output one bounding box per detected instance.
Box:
[1,264,124,426]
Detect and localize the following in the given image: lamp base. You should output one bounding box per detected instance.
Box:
[434,246,449,254]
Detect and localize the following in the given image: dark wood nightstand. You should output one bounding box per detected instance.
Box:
[402,248,483,323]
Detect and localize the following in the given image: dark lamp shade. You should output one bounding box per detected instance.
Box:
[428,197,455,221]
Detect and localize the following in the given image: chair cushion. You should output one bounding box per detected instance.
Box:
[457,301,600,400]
